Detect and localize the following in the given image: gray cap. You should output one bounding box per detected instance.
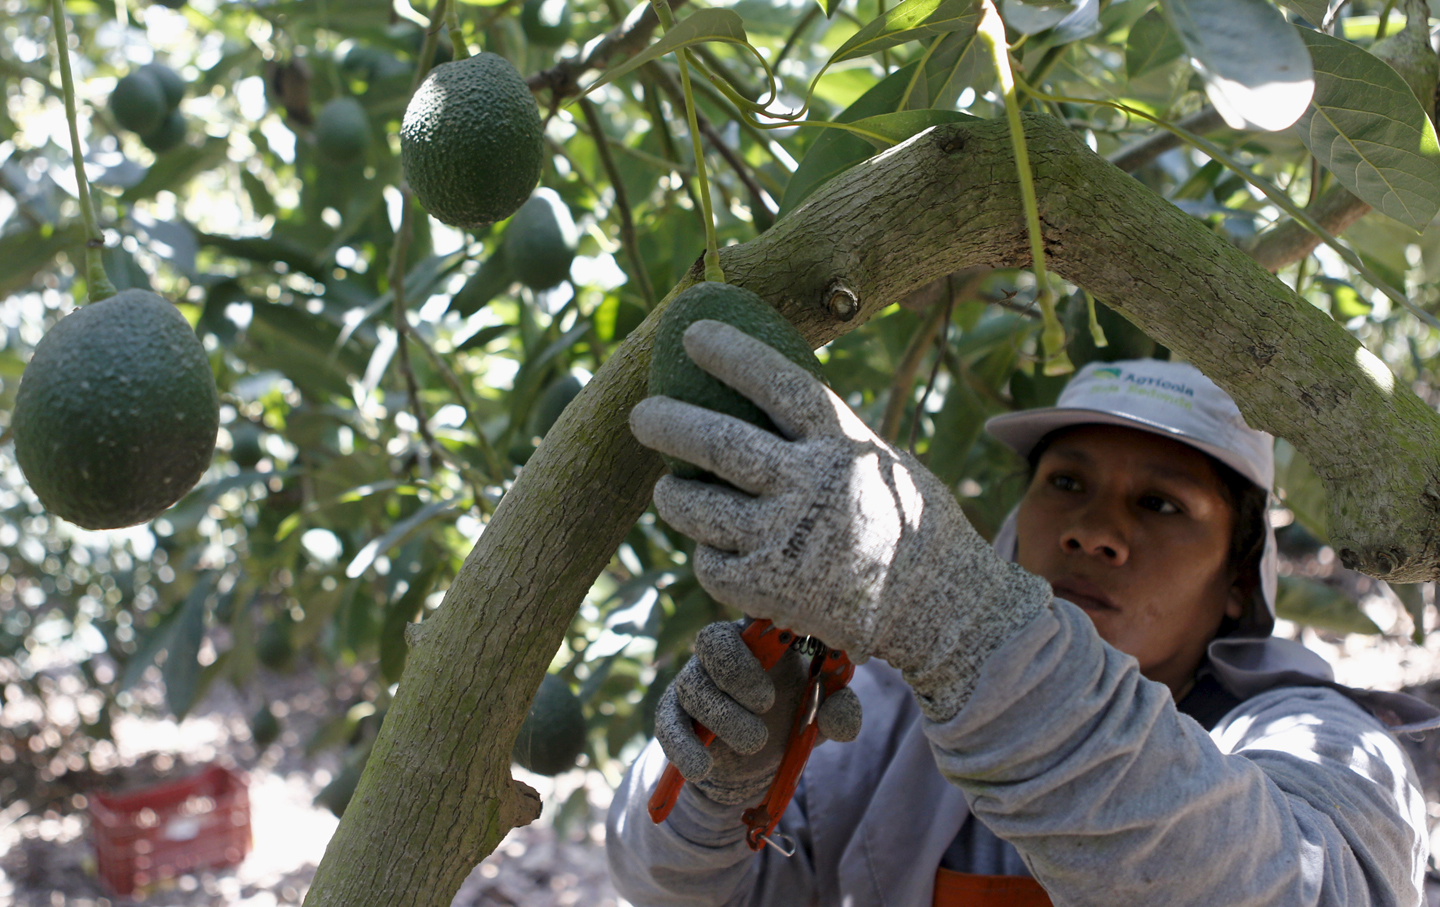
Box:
[985,359,1278,636]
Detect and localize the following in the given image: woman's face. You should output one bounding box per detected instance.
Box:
[1014,424,1244,696]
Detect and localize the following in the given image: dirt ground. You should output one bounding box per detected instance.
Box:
[5,574,1440,906]
[0,663,625,907]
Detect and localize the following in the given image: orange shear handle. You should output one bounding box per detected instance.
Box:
[647,619,796,824]
[742,646,854,851]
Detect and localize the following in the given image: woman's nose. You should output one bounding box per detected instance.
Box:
[1060,504,1130,565]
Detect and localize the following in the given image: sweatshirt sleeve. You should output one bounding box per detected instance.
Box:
[926,598,1429,907]
[605,737,819,907]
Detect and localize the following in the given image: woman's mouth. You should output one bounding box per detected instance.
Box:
[1051,578,1119,613]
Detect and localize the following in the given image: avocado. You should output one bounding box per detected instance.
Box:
[140,62,186,109]
[648,282,825,480]
[11,289,220,530]
[142,108,187,154]
[512,674,588,776]
[521,0,573,46]
[505,188,578,290]
[250,704,282,746]
[315,96,371,165]
[529,374,584,439]
[109,70,167,135]
[400,53,544,229]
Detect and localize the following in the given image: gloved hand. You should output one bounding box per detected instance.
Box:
[655,620,863,805]
[631,320,1053,722]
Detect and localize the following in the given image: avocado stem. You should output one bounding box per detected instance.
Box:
[977,0,1070,375]
[48,0,117,304]
[446,4,471,59]
[646,0,725,283]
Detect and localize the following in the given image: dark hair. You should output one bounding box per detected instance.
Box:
[1026,428,1270,636]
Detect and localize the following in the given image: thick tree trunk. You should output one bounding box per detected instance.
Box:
[304,113,1440,906]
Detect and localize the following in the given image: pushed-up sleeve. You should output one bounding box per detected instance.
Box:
[925,598,1429,907]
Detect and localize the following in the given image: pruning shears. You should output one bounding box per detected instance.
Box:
[647,618,855,855]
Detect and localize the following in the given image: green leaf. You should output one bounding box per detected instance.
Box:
[1274,439,1327,540]
[844,109,981,149]
[1002,0,1075,36]
[380,563,439,683]
[162,574,216,719]
[1390,582,1427,643]
[455,322,515,352]
[927,375,988,487]
[830,0,981,64]
[1275,574,1380,635]
[584,9,751,93]
[1275,0,1337,26]
[0,222,86,299]
[450,248,514,317]
[346,499,460,578]
[1160,0,1314,131]
[815,0,844,16]
[781,63,926,215]
[1126,9,1184,79]
[1293,28,1440,232]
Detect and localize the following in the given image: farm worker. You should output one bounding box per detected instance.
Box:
[606,320,1440,906]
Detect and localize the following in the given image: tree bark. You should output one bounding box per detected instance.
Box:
[304,113,1440,906]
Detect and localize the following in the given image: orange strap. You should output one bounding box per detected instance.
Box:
[933,868,1053,907]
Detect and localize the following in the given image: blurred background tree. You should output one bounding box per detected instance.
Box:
[2,0,1439,902]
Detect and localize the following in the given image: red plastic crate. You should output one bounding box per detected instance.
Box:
[89,764,252,896]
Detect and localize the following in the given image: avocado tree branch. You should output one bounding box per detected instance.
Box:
[1105,105,1228,174]
[1242,184,1371,273]
[526,0,690,99]
[304,113,1440,907]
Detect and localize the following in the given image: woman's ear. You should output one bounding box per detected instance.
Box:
[1225,583,1246,621]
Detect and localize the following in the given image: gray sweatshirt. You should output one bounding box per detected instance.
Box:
[606,599,1430,906]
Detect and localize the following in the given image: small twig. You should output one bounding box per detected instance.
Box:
[650,64,776,220]
[405,327,506,492]
[909,283,954,455]
[640,71,705,223]
[881,282,953,442]
[387,0,451,483]
[578,95,656,308]
[1106,106,1227,174]
[991,292,1042,319]
[389,197,437,480]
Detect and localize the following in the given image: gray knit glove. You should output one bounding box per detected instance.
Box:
[656,620,862,805]
[631,320,1053,722]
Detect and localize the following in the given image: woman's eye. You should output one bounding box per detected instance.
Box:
[1049,474,1081,492]
[1140,495,1180,515]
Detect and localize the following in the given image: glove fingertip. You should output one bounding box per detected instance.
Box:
[816,687,863,743]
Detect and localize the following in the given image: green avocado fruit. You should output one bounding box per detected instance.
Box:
[109,70,168,135]
[400,53,543,229]
[250,704,282,746]
[528,374,584,440]
[12,289,220,530]
[505,188,578,290]
[648,282,825,480]
[142,108,187,154]
[140,62,186,109]
[521,0,573,46]
[512,674,587,776]
[315,96,371,165]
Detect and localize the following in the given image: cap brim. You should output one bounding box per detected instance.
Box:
[985,407,1268,492]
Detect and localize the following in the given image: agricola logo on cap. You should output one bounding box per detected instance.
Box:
[1093,366,1196,397]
